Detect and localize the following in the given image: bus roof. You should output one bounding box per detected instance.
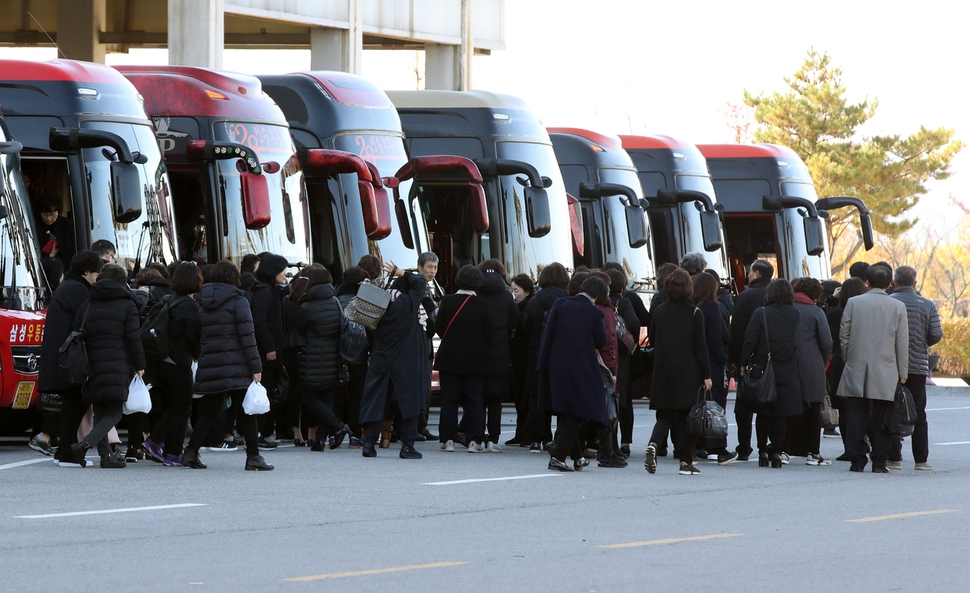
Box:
[547,127,623,152]
[386,90,532,111]
[299,72,394,109]
[697,143,801,161]
[620,134,694,151]
[115,65,285,122]
[0,59,127,85]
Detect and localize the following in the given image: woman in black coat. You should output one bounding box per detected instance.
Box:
[506,274,534,446]
[281,266,315,448]
[645,269,712,476]
[790,277,833,465]
[434,265,493,453]
[250,253,289,447]
[740,279,802,469]
[186,261,270,471]
[524,262,570,452]
[606,268,640,457]
[332,266,371,447]
[142,263,203,466]
[359,270,430,459]
[67,264,146,468]
[692,272,733,463]
[475,259,520,451]
[296,266,351,447]
[539,276,610,472]
[825,277,868,456]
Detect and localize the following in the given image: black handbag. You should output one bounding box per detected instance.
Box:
[687,387,728,438]
[737,309,778,407]
[268,368,289,404]
[884,381,917,437]
[58,302,91,386]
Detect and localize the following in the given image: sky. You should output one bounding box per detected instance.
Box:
[2,0,966,234]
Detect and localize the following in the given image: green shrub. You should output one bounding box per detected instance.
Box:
[934,318,970,377]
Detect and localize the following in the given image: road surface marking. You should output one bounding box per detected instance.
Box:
[846,509,958,523]
[599,533,743,548]
[926,406,970,411]
[423,474,563,486]
[15,503,207,519]
[0,458,53,470]
[283,561,469,582]
[934,441,970,446]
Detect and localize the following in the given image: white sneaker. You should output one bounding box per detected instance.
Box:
[486,441,503,453]
[467,441,485,453]
[440,440,455,453]
[915,462,933,471]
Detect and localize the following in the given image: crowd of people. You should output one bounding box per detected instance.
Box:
[26,243,943,477]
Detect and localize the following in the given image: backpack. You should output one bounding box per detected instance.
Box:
[58,301,92,386]
[334,297,368,363]
[140,294,188,361]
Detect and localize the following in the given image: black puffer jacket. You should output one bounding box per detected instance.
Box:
[39,271,92,393]
[297,283,342,390]
[78,279,146,404]
[194,283,262,394]
[476,271,520,376]
[250,280,285,367]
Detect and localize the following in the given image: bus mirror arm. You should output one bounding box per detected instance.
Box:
[50,128,135,163]
[762,195,819,218]
[655,189,715,212]
[187,140,262,174]
[815,196,875,251]
[580,182,641,208]
[473,159,543,188]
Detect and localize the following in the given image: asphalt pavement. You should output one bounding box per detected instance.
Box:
[2,387,969,592]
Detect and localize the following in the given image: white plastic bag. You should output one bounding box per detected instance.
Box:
[242,381,270,415]
[191,362,204,399]
[123,375,152,415]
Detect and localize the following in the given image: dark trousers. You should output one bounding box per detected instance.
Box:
[892,375,928,463]
[302,386,344,436]
[755,414,788,456]
[843,397,891,470]
[147,362,194,456]
[509,366,529,440]
[650,409,696,464]
[484,398,503,445]
[257,364,280,438]
[526,393,552,444]
[56,387,87,461]
[364,415,416,448]
[189,391,259,456]
[81,401,124,457]
[551,413,585,462]
[332,362,365,437]
[439,372,484,444]
[735,409,754,457]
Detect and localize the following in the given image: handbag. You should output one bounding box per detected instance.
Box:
[242,381,271,415]
[268,368,289,404]
[58,302,92,386]
[687,386,729,438]
[123,375,153,415]
[344,282,392,330]
[820,393,839,429]
[615,313,636,353]
[737,309,778,407]
[884,381,917,437]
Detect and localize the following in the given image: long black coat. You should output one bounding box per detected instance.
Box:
[650,298,710,411]
[193,283,262,395]
[250,281,285,368]
[78,279,146,403]
[525,286,567,396]
[611,291,640,400]
[360,273,430,423]
[697,299,730,368]
[39,271,92,393]
[476,271,520,377]
[793,299,832,405]
[729,277,770,367]
[434,293,492,375]
[297,283,342,390]
[739,304,802,417]
[537,295,608,425]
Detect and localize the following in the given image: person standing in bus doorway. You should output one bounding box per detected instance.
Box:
[729,259,774,461]
[34,194,75,267]
[91,239,116,264]
[66,264,146,468]
[38,250,103,466]
[250,253,290,451]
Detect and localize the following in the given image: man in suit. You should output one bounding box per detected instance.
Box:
[837,265,909,473]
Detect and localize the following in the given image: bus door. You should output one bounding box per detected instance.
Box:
[20,157,78,257]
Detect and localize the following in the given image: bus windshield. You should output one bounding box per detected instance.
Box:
[80,120,178,270]
[675,174,730,281]
[0,147,47,310]
[598,168,656,287]
[781,181,829,280]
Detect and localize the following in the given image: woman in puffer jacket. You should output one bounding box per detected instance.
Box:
[184,260,270,471]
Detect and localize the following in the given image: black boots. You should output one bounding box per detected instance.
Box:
[245,454,274,471]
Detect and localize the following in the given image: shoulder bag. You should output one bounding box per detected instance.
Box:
[884,381,917,437]
[344,282,392,330]
[687,386,729,438]
[615,308,636,353]
[737,308,778,407]
[820,390,840,429]
[58,301,92,386]
[333,297,368,363]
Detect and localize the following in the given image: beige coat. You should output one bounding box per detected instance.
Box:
[837,288,909,401]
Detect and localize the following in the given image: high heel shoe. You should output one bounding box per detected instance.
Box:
[771,453,783,469]
[758,451,769,467]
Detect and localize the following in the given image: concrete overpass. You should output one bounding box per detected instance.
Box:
[0,0,505,90]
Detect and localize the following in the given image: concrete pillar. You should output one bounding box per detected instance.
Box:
[310,0,361,73]
[56,0,106,63]
[425,0,473,91]
[458,0,473,91]
[168,0,224,69]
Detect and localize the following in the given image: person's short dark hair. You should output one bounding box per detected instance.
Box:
[418,251,439,268]
[704,268,722,284]
[537,262,569,289]
[839,277,868,307]
[765,279,794,305]
[750,259,774,280]
[98,263,128,286]
[42,257,64,291]
[665,268,693,300]
[848,261,870,280]
[146,262,170,279]
[39,194,61,213]
[69,250,104,276]
[134,268,162,288]
[170,262,204,295]
[680,252,707,276]
[821,280,841,295]
[873,261,893,273]
[454,265,483,291]
[894,265,917,287]
[90,239,116,259]
[167,261,180,279]
[477,258,506,278]
[358,255,382,280]
[305,266,333,289]
[656,263,678,291]
[605,269,627,294]
[210,260,241,287]
[589,271,612,305]
[580,276,609,305]
[339,265,369,290]
[199,264,214,283]
[574,265,590,274]
[866,264,892,289]
[510,273,534,298]
[255,253,289,284]
[566,271,589,296]
[602,262,624,274]
[691,272,719,303]
[791,277,824,302]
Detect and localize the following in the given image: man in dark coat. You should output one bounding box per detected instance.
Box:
[39,250,103,467]
[728,258,773,460]
[67,264,146,468]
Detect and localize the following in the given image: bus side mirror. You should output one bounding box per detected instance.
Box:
[0,141,23,155]
[371,187,393,241]
[524,186,550,238]
[110,161,143,224]
[359,180,381,238]
[700,210,723,252]
[241,171,271,229]
[803,217,825,256]
[395,199,414,249]
[470,183,489,234]
[625,205,648,248]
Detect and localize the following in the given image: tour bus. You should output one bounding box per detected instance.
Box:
[258,71,484,282]
[0,116,49,422]
[0,59,179,272]
[698,143,874,290]
[116,66,310,268]
[548,127,657,290]
[619,134,731,286]
[386,91,575,288]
